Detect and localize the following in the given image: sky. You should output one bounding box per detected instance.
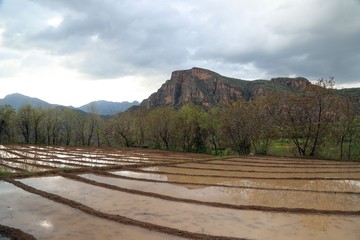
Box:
[0,0,360,107]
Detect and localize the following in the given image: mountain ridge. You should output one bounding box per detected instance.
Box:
[141,67,314,109]
[0,93,138,115]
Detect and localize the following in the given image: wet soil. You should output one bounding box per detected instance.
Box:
[80,173,360,211]
[0,181,186,240]
[1,145,360,239]
[15,176,360,239]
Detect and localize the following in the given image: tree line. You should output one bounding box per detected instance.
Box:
[0,80,359,160]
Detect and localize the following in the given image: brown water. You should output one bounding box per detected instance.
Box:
[81,173,360,211]
[0,181,184,240]
[142,166,360,179]
[177,162,360,173]
[20,176,360,240]
[113,170,360,192]
[215,157,360,165]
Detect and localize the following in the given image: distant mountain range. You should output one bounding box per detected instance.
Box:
[2,68,359,115]
[78,100,139,115]
[0,93,139,115]
[141,67,360,109]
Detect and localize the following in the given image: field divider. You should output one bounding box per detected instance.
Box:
[132,169,360,181]
[191,161,360,169]
[0,224,37,240]
[169,165,360,174]
[0,162,26,172]
[0,158,56,170]
[93,171,360,196]
[4,178,247,240]
[59,173,360,216]
[0,156,225,179]
[213,158,360,167]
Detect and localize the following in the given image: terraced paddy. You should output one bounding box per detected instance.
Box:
[1,145,360,239]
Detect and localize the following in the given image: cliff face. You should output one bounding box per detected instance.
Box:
[141,67,311,109]
[271,77,310,91]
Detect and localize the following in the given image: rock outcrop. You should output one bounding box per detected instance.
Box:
[271,77,310,91]
[141,67,311,109]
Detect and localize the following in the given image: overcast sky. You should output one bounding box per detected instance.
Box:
[1,0,360,107]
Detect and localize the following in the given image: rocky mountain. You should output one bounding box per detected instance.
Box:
[0,93,137,115]
[141,67,311,109]
[78,100,139,115]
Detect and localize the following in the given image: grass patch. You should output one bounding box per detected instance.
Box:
[268,139,294,157]
[0,170,13,176]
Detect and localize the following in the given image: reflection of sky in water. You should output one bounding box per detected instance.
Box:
[115,171,168,181]
[39,220,54,230]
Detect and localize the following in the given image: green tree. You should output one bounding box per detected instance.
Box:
[266,78,339,157]
[220,100,251,155]
[248,97,276,154]
[177,104,208,152]
[146,107,176,149]
[111,112,134,147]
[17,104,33,144]
[0,105,16,143]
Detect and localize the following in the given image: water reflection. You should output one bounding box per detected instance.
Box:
[93,173,360,211]
[0,181,184,240]
[114,170,360,193]
[20,177,360,240]
[39,220,54,230]
[141,166,360,179]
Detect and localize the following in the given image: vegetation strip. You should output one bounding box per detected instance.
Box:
[61,173,360,216]
[0,224,37,240]
[133,169,360,180]
[95,171,360,195]
[5,178,247,240]
[170,165,360,174]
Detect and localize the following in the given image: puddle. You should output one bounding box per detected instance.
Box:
[142,166,360,179]
[81,173,360,211]
[20,176,360,240]
[0,181,184,240]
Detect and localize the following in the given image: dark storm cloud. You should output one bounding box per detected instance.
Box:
[1,0,360,85]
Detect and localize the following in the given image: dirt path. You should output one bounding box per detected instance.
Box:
[0,224,37,240]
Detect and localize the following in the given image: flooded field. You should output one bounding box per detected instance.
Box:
[1,145,360,239]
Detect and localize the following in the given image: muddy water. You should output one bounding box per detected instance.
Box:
[142,166,360,179]
[0,181,184,240]
[81,173,360,211]
[0,165,16,172]
[0,150,21,159]
[0,159,48,172]
[21,176,360,240]
[113,170,360,193]
[178,162,360,173]
[218,157,360,165]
